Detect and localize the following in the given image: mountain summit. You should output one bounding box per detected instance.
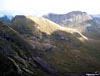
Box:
[43,11,89,26]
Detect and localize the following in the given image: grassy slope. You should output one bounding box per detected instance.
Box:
[10,16,100,73]
[0,16,100,76]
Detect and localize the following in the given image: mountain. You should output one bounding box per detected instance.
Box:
[0,15,100,76]
[43,11,89,26]
[44,11,100,39]
[0,15,13,23]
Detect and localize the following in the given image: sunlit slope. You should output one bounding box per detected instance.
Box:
[10,16,100,73]
[27,16,100,72]
[28,16,87,37]
[11,15,87,40]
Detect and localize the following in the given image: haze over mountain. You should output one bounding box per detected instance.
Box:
[0,14,100,76]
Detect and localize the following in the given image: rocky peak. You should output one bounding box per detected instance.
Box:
[12,15,26,22]
[43,11,92,25]
[67,11,87,16]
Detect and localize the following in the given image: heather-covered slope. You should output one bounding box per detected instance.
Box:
[11,16,100,72]
[0,15,100,76]
[0,21,58,76]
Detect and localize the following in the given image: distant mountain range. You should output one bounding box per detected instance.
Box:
[0,12,100,76]
[0,15,13,23]
[44,11,100,39]
[43,11,100,27]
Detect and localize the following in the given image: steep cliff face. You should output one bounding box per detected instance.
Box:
[0,16,100,76]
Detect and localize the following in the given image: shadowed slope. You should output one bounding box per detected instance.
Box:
[0,21,59,76]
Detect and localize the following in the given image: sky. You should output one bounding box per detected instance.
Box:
[0,0,100,17]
